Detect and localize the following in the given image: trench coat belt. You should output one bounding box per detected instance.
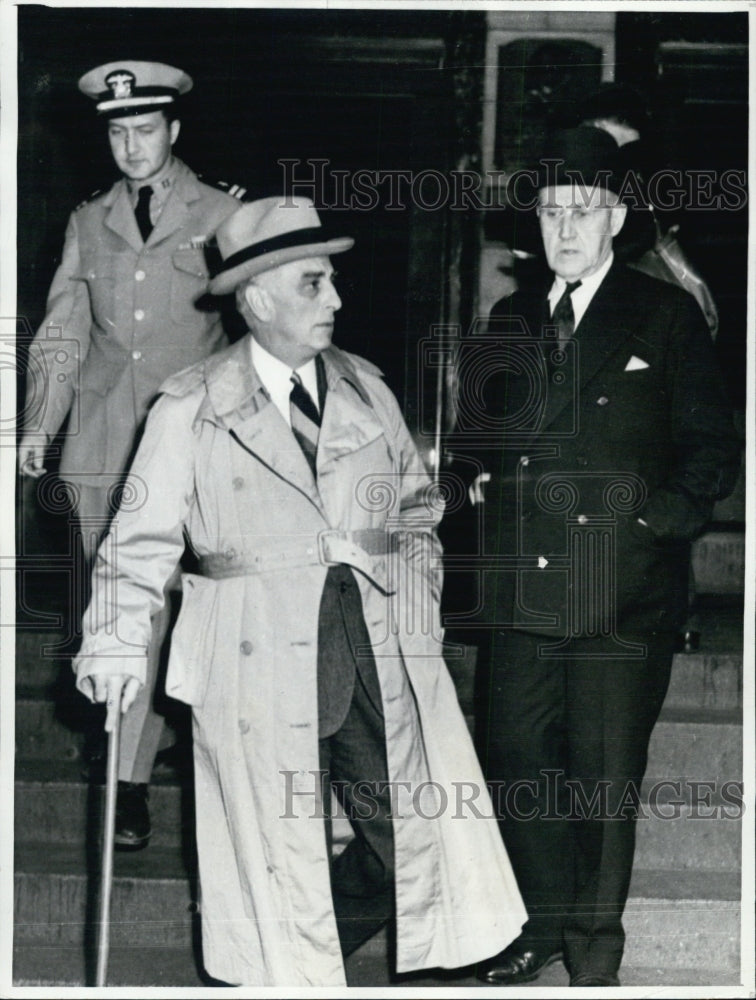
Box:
[197,528,399,592]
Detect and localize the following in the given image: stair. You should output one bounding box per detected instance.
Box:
[13,528,745,987]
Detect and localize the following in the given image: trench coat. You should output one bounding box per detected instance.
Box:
[25,157,241,481]
[74,337,526,986]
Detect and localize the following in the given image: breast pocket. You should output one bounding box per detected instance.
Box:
[171,249,210,325]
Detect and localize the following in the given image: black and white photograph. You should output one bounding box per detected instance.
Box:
[1,2,753,995]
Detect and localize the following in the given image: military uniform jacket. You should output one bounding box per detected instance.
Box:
[476,263,739,637]
[74,339,527,985]
[25,158,241,481]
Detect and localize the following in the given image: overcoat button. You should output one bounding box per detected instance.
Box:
[520,456,530,467]
[240,640,253,655]
[577,514,589,525]
[597,395,609,406]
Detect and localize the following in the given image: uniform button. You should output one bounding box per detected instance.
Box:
[131,350,142,360]
[135,270,146,281]
[577,514,589,525]
[597,395,609,406]
[577,456,588,467]
[134,309,145,321]
[232,477,244,490]
[240,640,253,656]
[520,456,530,467]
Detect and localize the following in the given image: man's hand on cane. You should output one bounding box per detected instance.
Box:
[82,673,141,732]
[18,433,49,478]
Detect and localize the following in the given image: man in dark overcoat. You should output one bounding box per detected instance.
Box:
[472,127,739,987]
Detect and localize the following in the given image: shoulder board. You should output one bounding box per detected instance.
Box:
[201,177,248,201]
[339,348,383,379]
[159,361,207,398]
[75,189,104,211]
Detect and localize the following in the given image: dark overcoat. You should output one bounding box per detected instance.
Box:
[472,262,739,639]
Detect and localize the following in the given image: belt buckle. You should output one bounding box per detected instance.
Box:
[317,529,345,566]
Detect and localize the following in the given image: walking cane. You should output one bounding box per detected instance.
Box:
[96,702,121,986]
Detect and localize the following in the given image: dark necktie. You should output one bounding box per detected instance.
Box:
[551,279,582,349]
[290,372,321,477]
[134,185,154,243]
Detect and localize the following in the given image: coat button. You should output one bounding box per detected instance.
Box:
[131,349,142,360]
[597,395,609,406]
[134,309,145,321]
[520,456,530,467]
[577,514,589,525]
[135,270,146,281]
[240,640,253,655]
[232,477,244,490]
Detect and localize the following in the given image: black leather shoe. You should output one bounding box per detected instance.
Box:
[477,941,563,984]
[570,972,620,986]
[114,781,151,850]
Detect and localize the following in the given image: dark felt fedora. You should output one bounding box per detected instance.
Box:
[508,126,623,208]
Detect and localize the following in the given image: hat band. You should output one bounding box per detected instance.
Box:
[217,227,330,275]
[96,86,179,112]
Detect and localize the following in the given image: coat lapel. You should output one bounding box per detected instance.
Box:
[103,180,143,253]
[200,337,324,511]
[535,263,638,435]
[145,160,199,247]
[318,348,386,468]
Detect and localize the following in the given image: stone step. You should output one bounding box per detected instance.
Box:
[14,842,195,949]
[14,762,193,848]
[642,710,742,792]
[10,945,740,989]
[14,838,740,972]
[15,761,743,873]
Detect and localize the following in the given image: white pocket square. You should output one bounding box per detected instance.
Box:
[625,355,650,371]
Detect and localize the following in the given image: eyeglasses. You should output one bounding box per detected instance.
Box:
[536,205,611,227]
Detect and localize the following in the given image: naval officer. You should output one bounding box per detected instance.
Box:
[18,60,245,848]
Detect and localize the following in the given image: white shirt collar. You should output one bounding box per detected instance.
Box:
[249,336,319,428]
[548,252,614,330]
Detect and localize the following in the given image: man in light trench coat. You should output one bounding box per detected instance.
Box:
[18,60,245,849]
[73,196,527,986]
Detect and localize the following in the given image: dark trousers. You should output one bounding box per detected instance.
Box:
[317,565,395,958]
[478,627,674,977]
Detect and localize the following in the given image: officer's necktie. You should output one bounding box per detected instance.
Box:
[290,372,321,477]
[551,279,582,349]
[134,185,154,243]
